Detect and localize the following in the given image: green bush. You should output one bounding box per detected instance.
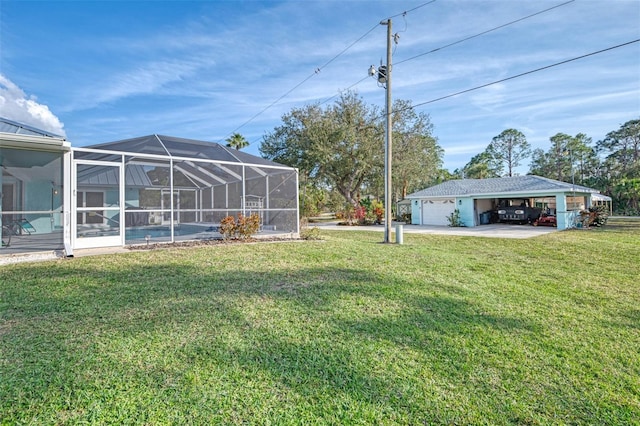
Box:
[300,226,322,240]
[446,209,464,227]
[297,217,322,240]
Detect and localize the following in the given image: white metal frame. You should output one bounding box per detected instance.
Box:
[71,159,124,249]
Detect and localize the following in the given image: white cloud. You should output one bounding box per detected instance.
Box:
[66,58,207,111]
[0,75,66,137]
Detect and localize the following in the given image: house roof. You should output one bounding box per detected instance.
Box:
[406,175,601,198]
[0,117,64,138]
[88,134,285,168]
[1,117,69,151]
[76,134,295,188]
[591,192,612,202]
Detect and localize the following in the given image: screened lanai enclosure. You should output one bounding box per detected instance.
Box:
[73,135,299,249]
[1,119,68,255]
[1,122,299,257]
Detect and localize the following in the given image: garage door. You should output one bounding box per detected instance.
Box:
[422,198,455,226]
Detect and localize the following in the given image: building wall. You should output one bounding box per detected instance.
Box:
[410,199,420,225]
[456,198,475,227]
[24,180,55,232]
[409,191,592,230]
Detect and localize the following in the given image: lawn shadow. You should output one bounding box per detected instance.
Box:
[608,308,640,330]
[2,259,540,423]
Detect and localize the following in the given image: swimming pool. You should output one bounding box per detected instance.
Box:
[125,224,218,241]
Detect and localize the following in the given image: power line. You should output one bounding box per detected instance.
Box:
[318,76,369,107]
[248,38,639,150]
[235,0,585,148]
[388,0,437,19]
[223,1,438,142]
[395,0,575,66]
[226,25,383,140]
[397,39,640,114]
[318,1,577,112]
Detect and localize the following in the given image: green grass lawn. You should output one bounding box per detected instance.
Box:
[1,219,639,425]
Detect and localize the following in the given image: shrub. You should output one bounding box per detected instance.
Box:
[236,213,261,239]
[446,209,464,227]
[219,213,262,240]
[354,205,367,223]
[337,204,357,226]
[353,198,384,225]
[579,205,609,228]
[300,226,322,240]
[298,217,321,240]
[371,200,384,224]
[219,216,236,240]
[399,212,411,224]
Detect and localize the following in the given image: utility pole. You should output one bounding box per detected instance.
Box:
[368,19,394,243]
[382,18,393,243]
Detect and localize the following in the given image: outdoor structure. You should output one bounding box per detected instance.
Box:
[1,119,70,256]
[406,175,610,230]
[590,192,613,215]
[1,118,299,258]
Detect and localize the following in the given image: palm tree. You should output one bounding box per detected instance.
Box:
[225,133,249,150]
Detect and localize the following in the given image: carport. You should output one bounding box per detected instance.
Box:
[406,176,607,231]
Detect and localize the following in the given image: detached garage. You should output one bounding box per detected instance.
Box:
[420,198,456,226]
[406,175,608,231]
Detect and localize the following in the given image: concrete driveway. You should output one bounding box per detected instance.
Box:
[312,221,558,239]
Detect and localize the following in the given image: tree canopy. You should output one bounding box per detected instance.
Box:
[260,92,381,208]
[260,90,638,216]
[486,129,531,177]
[260,91,442,209]
[529,133,597,184]
[596,119,640,213]
[225,133,249,150]
[526,119,640,214]
[389,100,443,200]
[456,151,502,179]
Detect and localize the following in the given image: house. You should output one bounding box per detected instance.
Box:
[405,176,610,230]
[1,118,299,258]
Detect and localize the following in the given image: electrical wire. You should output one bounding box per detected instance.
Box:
[338,0,578,96]
[222,22,379,142]
[222,1,439,143]
[387,0,436,20]
[395,0,575,66]
[246,38,639,149]
[315,1,578,117]
[318,76,370,106]
[232,0,581,148]
[392,39,640,115]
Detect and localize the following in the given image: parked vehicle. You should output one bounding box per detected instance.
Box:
[496,199,542,224]
[534,212,557,227]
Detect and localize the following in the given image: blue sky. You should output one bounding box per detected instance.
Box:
[1,0,639,173]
